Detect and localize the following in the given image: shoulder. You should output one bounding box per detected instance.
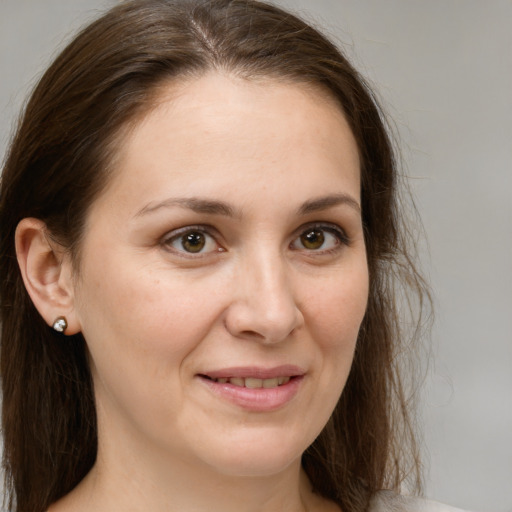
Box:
[369,490,471,512]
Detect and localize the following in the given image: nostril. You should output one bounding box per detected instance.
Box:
[239,330,266,340]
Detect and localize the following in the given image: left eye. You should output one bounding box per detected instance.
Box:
[290,226,344,251]
[164,229,219,254]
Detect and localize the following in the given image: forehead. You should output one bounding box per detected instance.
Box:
[95,72,361,213]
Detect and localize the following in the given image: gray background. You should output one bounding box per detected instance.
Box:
[1,1,511,511]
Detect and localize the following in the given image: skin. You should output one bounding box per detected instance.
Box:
[20,73,368,512]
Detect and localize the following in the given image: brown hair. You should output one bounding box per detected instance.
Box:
[0,1,429,511]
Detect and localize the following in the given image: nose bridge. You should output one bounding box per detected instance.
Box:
[226,244,303,343]
[252,246,292,312]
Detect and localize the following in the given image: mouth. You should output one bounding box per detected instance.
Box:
[196,365,305,411]
[200,375,292,388]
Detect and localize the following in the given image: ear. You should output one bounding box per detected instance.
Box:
[15,218,81,335]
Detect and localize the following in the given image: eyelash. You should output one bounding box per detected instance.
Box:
[290,223,350,254]
[160,225,223,258]
[160,222,349,258]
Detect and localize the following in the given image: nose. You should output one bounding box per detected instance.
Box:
[224,251,304,344]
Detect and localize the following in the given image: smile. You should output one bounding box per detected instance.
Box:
[198,366,305,411]
[204,376,291,388]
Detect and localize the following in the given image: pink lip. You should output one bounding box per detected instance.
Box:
[197,365,305,412]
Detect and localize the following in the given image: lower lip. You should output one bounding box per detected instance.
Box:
[198,376,304,412]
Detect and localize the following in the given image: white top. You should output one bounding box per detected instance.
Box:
[370,491,470,512]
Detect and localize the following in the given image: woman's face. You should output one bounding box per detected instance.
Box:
[72,73,368,477]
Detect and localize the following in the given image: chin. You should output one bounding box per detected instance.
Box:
[196,428,311,478]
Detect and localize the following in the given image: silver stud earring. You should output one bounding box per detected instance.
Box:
[52,316,68,333]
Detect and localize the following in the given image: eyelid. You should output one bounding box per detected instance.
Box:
[160,224,224,257]
[290,222,350,251]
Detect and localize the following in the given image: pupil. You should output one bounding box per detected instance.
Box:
[183,232,205,253]
[302,229,324,249]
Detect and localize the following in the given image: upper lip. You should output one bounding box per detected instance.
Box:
[199,365,306,380]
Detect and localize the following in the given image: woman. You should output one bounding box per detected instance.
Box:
[0,1,467,511]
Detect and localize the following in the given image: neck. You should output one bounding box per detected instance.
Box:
[49,444,325,512]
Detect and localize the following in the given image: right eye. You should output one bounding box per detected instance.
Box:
[162,227,222,256]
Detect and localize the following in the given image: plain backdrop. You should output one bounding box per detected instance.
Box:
[1,1,511,512]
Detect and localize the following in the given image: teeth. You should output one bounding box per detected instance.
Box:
[245,378,263,388]
[263,378,279,388]
[213,376,291,388]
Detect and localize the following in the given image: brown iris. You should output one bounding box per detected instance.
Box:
[301,229,325,250]
[182,232,206,253]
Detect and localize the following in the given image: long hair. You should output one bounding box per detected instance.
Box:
[0,1,430,511]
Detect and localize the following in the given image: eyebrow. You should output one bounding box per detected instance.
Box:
[297,193,361,215]
[135,193,360,219]
[135,197,239,218]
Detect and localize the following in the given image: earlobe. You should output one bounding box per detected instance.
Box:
[15,218,81,335]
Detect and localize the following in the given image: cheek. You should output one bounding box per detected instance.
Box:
[76,253,211,348]
[74,260,220,428]
[296,266,368,442]
[306,264,369,349]
[74,257,231,418]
